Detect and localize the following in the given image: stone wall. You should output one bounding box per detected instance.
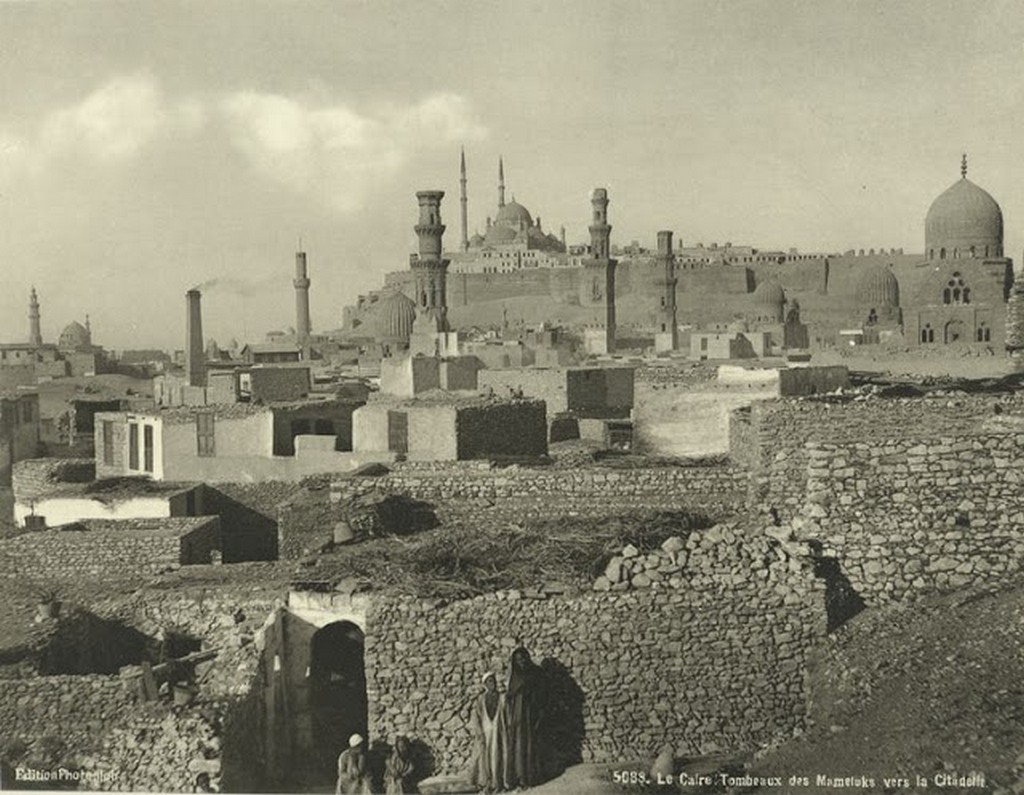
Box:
[365,523,827,776]
[729,395,1024,519]
[0,517,220,582]
[0,586,278,794]
[201,482,302,562]
[329,463,747,520]
[12,458,95,503]
[794,431,1024,605]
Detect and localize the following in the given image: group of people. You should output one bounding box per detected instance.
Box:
[335,734,413,795]
[334,646,545,795]
[469,646,544,792]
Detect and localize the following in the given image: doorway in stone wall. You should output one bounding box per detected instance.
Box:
[308,621,368,785]
[945,319,965,344]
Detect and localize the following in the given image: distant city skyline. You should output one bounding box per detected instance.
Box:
[2,0,1023,349]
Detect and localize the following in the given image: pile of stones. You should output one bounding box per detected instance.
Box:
[592,536,689,591]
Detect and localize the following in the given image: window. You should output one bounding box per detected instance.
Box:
[977,324,991,342]
[921,324,935,344]
[128,424,139,470]
[102,421,114,465]
[196,412,215,457]
[943,272,970,305]
[143,424,154,473]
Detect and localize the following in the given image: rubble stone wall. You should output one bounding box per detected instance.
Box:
[365,525,827,776]
[330,464,746,518]
[796,431,1024,604]
[729,395,1024,519]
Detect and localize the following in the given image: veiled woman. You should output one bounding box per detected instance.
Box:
[470,672,506,792]
[503,647,543,789]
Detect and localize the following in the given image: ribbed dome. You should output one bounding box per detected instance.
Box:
[494,200,533,229]
[752,280,786,307]
[925,177,1003,259]
[58,321,91,350]
[750,280,786,323]
[374,291,416,343]
[485,224,518,244]
[856,265,900,307]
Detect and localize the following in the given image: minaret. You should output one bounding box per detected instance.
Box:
[498,157,506,209]
[459,148,469,252]
[580,188,617,353]
[294,249,312,343]
[560,225,566,251]
[411,190,451,336]
[28,287,42,347]
[655,231,678,351]
[961,152,968,180]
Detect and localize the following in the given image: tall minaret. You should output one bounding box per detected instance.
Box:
[411,190,451,336]
[459,148,469,252]
[294,249,312,344]
[656,230,678,351]
[581,188,617,353]
[498,157,506,209]
[28,287,42,346]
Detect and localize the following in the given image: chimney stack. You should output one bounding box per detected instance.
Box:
[185,289,206,387]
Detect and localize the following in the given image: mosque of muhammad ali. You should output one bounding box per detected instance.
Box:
[340,153,1016,356]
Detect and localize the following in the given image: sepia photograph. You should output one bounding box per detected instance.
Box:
[0,1,1022,793]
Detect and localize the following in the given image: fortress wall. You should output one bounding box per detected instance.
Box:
[365,525,827,774]
[729,395,1024,519]
[798,432,1024,605]
[752,259,829,294]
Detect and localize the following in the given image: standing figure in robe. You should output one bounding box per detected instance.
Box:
[470,671,506,792]
[503,647,544,789]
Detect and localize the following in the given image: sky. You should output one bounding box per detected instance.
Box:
[2,0,1024,350]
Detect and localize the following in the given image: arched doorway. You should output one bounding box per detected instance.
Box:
[945,319,966,344]
[308,621,367,785]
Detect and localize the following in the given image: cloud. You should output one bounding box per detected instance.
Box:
[220,90,488,211]
[0,74,206,184]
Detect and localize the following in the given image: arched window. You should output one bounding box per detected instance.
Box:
[944,272,970,305]
[977,324,991,342]
[921,324,934,344]
[940,248,946,259]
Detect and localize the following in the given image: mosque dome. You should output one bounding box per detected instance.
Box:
[494,200,534,229]
[469,232,485,248]
[750,280,786,323]
[856,265,900,308]
[925,162,1003,260]
[485,223,518,245]
[374,291,416,344]
[58,321,91,350]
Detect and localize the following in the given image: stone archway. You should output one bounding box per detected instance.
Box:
[308,621,368,785]
[945,319,966,344]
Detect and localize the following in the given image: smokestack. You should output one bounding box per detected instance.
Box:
[294,251,312,343]
[185,289,206,387]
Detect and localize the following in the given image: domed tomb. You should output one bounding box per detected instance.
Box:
[925,159,1003,260]
[857,265,900,308]
[58,320,91,351]
[750,280,786,323]
[374,291,416,346]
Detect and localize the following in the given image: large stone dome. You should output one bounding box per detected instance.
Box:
[925,174,1003,260]
[374,291,416,344]
[857,265,900,308]
[494,200,533,229]
[58,320,91,350]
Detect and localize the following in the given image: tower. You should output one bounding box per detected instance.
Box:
[185,289,206,388]
[655,230,679,351]
[294,250,312,343]
[28,287,42,347]
[410,190,451,337]
[459,148,469,252]
[498,157,506,209]
[581,188,617,354]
